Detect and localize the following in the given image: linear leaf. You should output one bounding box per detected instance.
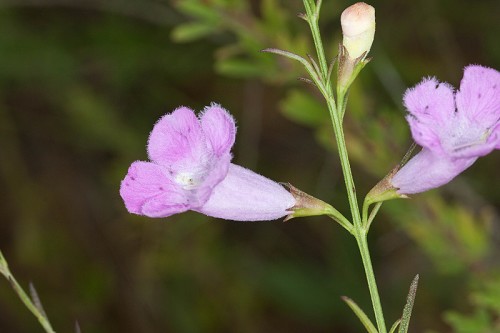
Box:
[342,296,378,333]
[75,320,82,333]
[398,275,419,333]
[389,319,401,333]
[29,282,48,320]
[171,23,217,42]
[0,250,8,276]
[262,48,308,65]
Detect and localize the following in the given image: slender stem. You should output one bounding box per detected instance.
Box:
[0,251,56,333]
[301,2,387,331]
[304,1,329,86]
[328,81,388,333]
[9,277,56,333]
[356,233,387,333]
[309,19,329,81]
[303,1,361,227]
[366,202,383,232]
[362,198,370,226]
[326,208,355,235]
[325,100,362,226]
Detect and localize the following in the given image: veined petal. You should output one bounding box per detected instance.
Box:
[200,104,236,157]
[197,164,295,221]
[147,107,208,172]
[456,65,500,125]
[391,149,477,195]
[120,161,189,218]
[404,77,455,154]
[451,65,500,157]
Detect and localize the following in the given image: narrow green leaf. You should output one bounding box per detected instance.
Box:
[262,48,308,66]
[307,54,320,76]
[0,250,8,276]
[262,48,322,86]
[389,319,401,333]
[75,320,82,333]
[398,275,419,333]
[171,23,217,42]
[342,296,378,333]
[326,56,337,85]
[215,59,262,78]
[29,283,48,320]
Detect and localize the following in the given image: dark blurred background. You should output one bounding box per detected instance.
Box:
[0,0,499,332]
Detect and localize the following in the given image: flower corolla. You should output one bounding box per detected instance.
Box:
[392,65,499,194]
[120,104,295,221]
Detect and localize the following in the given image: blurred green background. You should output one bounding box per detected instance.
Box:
[0,0,499,332]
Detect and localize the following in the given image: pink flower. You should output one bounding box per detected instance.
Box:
[120,104,295,221]
[392,65,499,194]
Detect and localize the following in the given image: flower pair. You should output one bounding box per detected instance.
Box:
[120,64,499,221]
[120,104,295,221]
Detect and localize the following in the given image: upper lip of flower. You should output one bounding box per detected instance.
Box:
[391,64,499,195]
[404,65,499,159]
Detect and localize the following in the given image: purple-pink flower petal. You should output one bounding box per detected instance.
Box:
[201,104,236,157]
[403,77,455,154]
[120,161,189,217]
[452,65,500,157]
[456,65,500,126]
[197,164,295,221]
[147,107,207,172]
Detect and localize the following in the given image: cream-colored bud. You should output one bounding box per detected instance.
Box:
[341,2,375,59]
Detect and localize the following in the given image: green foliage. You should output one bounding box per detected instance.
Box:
[444,273,500,333]
[172,0,309,81]
[390,197,492,275]
[280,89,327,127]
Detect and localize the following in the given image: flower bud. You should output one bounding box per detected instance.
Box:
[341,2,375,60]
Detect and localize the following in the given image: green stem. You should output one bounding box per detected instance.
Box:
[328,82,387,333]
[326,207,355,235]
[366,202,383,232]
[0,251,56,333]
[304,0,329,87]
[301,2,387,331]
[325,99,362,226]
[9,277,56,333]
[356,233,387,333]
[303,2,360,228]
